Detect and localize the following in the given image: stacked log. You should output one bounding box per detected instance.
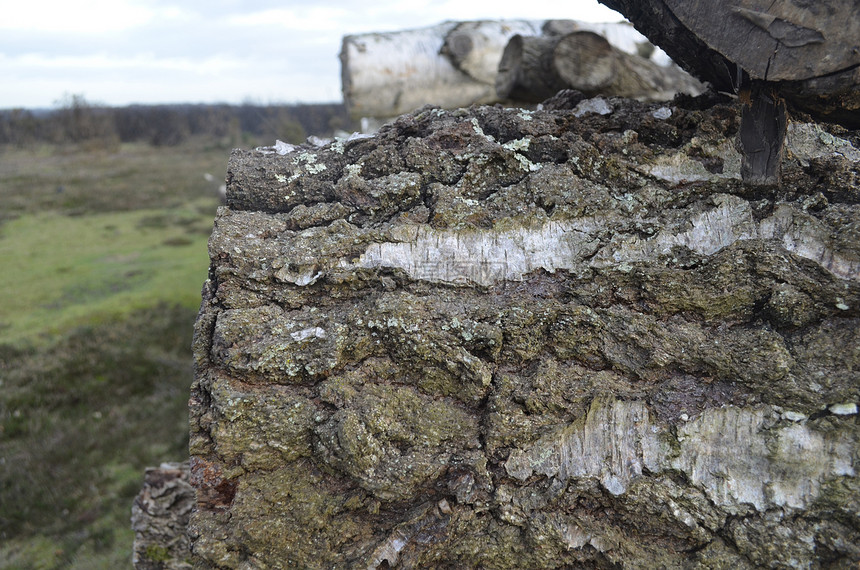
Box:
[495,30,703,103]
[340,19,702,121]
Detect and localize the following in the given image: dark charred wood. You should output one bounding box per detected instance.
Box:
[740,83,788,185]
[664,0,859,82]
[598,0,860,128]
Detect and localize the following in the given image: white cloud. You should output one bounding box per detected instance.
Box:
[7,52,243,73]
[0,0,624,108]
[0,0,155,33]
[0,50,338,107]
[227,7,351,32]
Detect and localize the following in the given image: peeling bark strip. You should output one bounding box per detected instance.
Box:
[187,97,860,568]
[506,397,855,511]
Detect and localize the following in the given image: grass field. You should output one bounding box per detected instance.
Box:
[0,138,227,568]
[0,203,213,345]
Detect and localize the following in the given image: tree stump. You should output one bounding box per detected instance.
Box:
[131,463,194,569]
[182,98,860,568]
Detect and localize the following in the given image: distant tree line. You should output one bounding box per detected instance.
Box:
[0,94,353,149]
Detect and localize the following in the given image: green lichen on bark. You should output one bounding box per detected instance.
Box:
[187,96,860,568]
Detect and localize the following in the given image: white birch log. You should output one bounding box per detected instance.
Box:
[340,19,671,121]
[340,21,494,121]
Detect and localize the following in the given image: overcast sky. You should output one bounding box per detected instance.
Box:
[0,0,623,109]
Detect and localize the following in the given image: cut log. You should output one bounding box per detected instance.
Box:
[440,20,543,86]
[495,35,569,103]
[340,20,542,120]
[340,19,688,121]
[496,31,704,103]
[554,32,619,91]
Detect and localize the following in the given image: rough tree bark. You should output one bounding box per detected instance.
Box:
[179,95,860,568]
[131,463,194,569]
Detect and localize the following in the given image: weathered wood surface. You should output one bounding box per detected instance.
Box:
[664,0,860,82]
[181,97,860,569]
[340,19,695,120]
[598,0,860,127]
[739,85,789,185]
[496,30,704,103]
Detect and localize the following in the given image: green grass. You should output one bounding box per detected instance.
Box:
[0,138,226,569]
[0,139,229,221]
[0,201,213,345]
